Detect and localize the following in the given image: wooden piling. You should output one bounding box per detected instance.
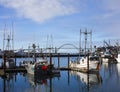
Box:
[58,53,60,68]
[68,53,70,68]
[3,53,6,72]
[15,57,17,68]
[87,53,89,73]
[50,53,52,65]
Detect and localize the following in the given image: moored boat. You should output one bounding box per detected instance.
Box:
[69,55,100,72]
[25,58,60,75]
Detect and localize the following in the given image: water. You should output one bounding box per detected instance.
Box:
[1,57,120,92]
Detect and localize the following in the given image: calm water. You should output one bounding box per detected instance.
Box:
[0,57,120,92]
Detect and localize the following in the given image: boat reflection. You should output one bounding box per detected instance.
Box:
[0,73,17,92]
[0,72,60,92]
[70,71,102,91]
[26,73,60,92]
[26,73,48,86]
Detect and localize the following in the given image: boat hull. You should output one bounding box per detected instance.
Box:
[69,57,100,72]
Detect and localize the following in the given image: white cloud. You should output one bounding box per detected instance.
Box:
[0,0,80,23]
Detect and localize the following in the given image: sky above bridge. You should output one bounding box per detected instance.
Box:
[0,0,120,52]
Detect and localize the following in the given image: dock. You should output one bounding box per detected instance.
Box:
[5,67,27,73]
[0,67,26,74]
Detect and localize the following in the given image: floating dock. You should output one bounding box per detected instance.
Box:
[0,67,26,74]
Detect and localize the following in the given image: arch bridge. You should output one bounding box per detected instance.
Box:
[56,43,79,53]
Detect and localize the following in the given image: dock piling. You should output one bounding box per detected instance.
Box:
[68,53,70,68]
[58,53,60,68]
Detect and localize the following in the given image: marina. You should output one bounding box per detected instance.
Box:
[0,28,120,92]
[0,0,120,92]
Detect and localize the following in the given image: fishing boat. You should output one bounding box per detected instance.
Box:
[25,43,60,75]
[25,58,48,75]
[69,30,100,72]
[25,58,60,75]
[69,55,100,72]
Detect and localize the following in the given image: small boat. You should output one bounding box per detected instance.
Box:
[2,58,15,68]
[69,55,100,72]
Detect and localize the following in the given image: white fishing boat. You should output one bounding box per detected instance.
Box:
[25,58,48,75]
[69,55,100,72]
[70,30,100,72]
[25,58,60,75]
[25,43,60,75]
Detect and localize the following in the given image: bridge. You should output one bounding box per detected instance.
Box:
[22,43,80,53]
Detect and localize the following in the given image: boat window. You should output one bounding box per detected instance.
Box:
[89,57,99,61]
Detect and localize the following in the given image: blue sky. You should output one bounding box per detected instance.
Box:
[0,0,120,51]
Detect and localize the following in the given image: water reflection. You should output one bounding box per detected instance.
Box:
[25,73,48,92]
[0,72,60,92]
[101,63,118,81]
[1,63,120,92]
[1,73,16,92]
[99,63,120,92]
[70,71,102,91]
[27,73,60,92]
[26,73,47,86]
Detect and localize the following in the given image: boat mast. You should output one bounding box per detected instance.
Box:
[84,29,87,56]
[3,24,6,51]
[79,29,81,59]
[81,29,92,56]
[12,22,14,51]
[89,30,92,53]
